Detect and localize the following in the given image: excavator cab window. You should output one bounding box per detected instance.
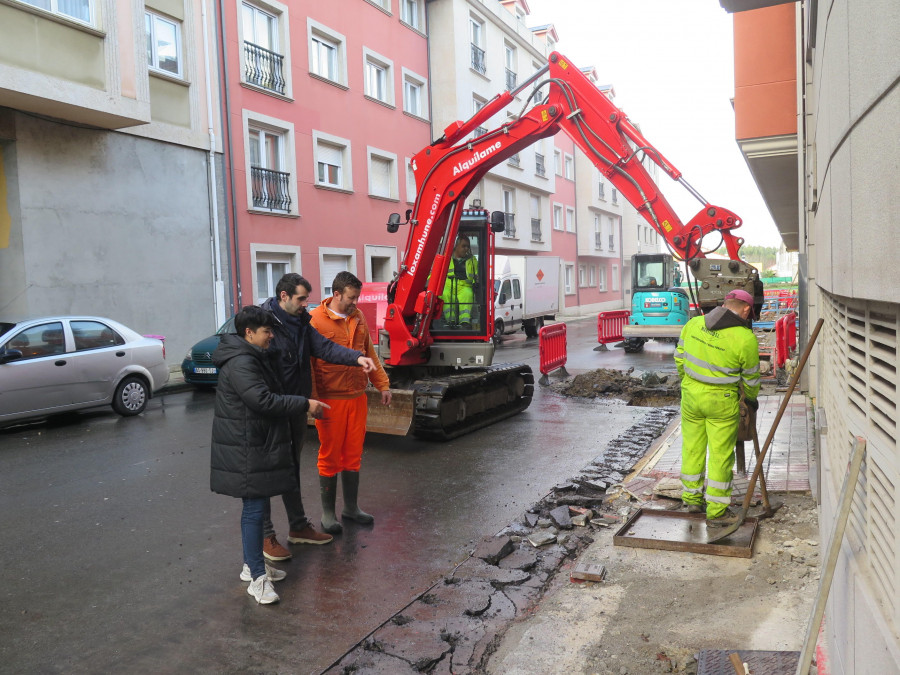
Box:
[432,225,487,335]
[634,256,669,291]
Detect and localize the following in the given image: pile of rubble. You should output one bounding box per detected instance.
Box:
[328,409,677,674]
[550,368,680,406]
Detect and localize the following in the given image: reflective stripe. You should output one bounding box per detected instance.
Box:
[684,364,740,384]
[742,376,760,387]
[684,352,741,375]
[682,486,702,494]
[681,472,703,481]
[743,364,760,375]
[707,478,732,490]
[677,339,684,348]
[705,493,731,505]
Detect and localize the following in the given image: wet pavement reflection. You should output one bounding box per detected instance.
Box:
[0,317,678,674]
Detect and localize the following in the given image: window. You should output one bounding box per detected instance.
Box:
[589,265,597,287]
[553,150,562,176]
[472,96,488,137]
[71,320,125,350]
[612,264,619,291]
[530,194,542,242]
[402,68,428,119]
[364,49,394,105]
[598,265,607,291]
[612,188,619,204]
[564,264,574,295]
[535,153,545,177]
[566,207,575,233]
[505,43,517,91]
[405,157,417,203]
[365,245,397,282]
[594,215,602,249]
[145,11,182,77]
[367,148,398,200]
[21,0,91,23]
[470,16,486,74]
[248,127,292,212]
[401,0,423,31]
[256,258,290,304]
[503,188,516,238]
[553,204,563,231]
[564,154,574,180]
[314,131,352,192]
[241,3,286,95]
[578,265,586,288]
[308,20,346,86]
[320,250,356,298]
[598,181,606,200]
[5,321,65,360]
[609,216,617,250]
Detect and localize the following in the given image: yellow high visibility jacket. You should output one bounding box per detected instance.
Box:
[674,306,760,400]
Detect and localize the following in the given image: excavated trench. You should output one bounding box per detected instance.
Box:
[550,367,681,407]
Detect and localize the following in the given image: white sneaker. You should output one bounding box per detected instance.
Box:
[240,563,287,582]
[247,575,279,604]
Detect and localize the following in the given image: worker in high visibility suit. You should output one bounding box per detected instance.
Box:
[674,289,760,527]
[441,235,478,327]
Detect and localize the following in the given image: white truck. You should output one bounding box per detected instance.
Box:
[493,255,560,339]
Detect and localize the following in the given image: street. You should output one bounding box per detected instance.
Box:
[0,318,678,674]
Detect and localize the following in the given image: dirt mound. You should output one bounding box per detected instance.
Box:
[551,368,679,405]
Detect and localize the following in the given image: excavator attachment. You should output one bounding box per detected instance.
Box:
[365,387,415,436]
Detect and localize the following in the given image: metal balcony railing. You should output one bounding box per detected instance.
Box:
[505,68,517,92]
[243,42,286,95]
[251,166,292,212]
[608,234,615,250]
[531,218,542,242]
[533,88,544,103]
[508,153,520,167]
[595,232,603,250]
[598,183,605,200]
[612,188,618,204]
[504,213,516,238]
[471,44,486,74]
[535,153,545,176]
[475,126,488,138]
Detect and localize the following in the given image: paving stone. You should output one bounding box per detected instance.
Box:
[451,557,531,586]
[370,619,451,670]
[497,546,538,571]
[524,512,540,527]
[536,517,553,528]
[549,505,573,529]
[445,620,486,671]
[536,544,568,572]
[571,514,589,527]
[473,535,514,564]
[498,521,532,537]
[571,562,607,582]
[526,530,557,548]
[463,588,492,616]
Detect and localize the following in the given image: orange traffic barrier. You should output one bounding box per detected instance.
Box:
[539,323,568,385]
[597,310,630,345]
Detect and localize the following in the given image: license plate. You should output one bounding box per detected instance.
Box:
[193,367,217,374]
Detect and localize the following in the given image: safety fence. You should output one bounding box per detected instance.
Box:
[775,311,798,368]
[596,310,630,345]
[538,322,568,385]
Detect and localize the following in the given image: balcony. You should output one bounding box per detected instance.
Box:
[244,42,286,95]
[471,45,486,74]
[594,232,602,250]
[508,153,521,168]
[535,153,545,176]
[505,68,517,92]
[531,218,542,242]
[504,213,517,238]
[608,234,615,250]
[251,166,292,212]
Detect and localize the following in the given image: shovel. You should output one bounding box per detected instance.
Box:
[708,317,823,543]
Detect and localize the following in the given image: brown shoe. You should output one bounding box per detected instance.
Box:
[262,535,292,561]
[287,526,333,545]
[706,509,741,528]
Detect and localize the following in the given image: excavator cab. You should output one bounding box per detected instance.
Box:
[622,253,691,353]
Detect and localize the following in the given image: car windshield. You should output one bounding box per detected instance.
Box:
[215,317,236,335]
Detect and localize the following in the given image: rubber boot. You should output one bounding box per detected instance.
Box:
[319,474,342,534]
[341,471,374,524]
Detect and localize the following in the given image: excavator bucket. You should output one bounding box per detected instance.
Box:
[365,388,415,436]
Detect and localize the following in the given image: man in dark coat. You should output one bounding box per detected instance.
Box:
[210,306,330,604]
[258,273,376,559]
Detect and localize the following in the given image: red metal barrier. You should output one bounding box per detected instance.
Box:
[597,310,630,344]
[775,316,787,368]
[785,311,797,352]
[539,323,567,377]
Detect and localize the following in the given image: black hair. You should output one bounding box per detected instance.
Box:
[332,271,362,295]
[275,272,312,299]
[234,305,275,337]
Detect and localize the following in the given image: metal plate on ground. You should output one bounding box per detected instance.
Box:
[697,649,799,674]
[613,508,758,558]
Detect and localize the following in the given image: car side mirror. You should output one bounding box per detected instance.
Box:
[490,211,506,233]
[0,349,23,364]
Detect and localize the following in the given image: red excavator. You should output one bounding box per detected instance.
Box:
[369,51,762,440]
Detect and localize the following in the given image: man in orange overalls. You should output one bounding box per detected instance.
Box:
[309,271,392,534]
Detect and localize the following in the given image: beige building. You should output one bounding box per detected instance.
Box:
[0,0,227,362]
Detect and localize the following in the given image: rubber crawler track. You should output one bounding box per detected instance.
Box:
[411,363,534,441]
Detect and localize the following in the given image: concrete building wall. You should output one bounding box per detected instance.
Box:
[803,0,900,672]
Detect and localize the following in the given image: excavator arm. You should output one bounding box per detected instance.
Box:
[384,51,756,367]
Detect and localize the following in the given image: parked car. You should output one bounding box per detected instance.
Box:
[180,316,235,386]
[0,316,169,426]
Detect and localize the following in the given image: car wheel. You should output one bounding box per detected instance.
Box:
[493,319,504,341]
[524,318,543,338]
[113,376,149,416]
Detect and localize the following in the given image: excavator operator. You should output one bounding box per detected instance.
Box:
[441,235,479,328]
[674,289,760,528]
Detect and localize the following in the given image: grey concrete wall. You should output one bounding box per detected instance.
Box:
[0,140,27,317]
[3,112,222,365]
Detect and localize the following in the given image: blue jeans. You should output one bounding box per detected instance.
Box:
[241,497,267,580]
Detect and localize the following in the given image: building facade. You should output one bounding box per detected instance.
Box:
[726,1,900,672]
[0,0,226,364]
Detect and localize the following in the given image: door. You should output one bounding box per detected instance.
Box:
[0,321,76,419]
[68,320,130,403]
[509,277,523,328]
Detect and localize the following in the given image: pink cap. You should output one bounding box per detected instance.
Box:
[725,289,754,304]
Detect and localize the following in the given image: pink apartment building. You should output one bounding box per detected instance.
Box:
[218,0,432,309]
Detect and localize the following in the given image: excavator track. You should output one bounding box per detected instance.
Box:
[410,363,534,441]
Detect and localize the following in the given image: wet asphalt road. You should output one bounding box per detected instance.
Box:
[0,318,677,674]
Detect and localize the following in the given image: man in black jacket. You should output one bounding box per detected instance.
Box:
[259,273,376,559]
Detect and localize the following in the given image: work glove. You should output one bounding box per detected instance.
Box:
[745,398,759,411]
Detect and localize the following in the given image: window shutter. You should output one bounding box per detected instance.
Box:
[371,156,391,197]
[318,143,342,167]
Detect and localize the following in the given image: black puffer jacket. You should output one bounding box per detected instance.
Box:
[210,334,308,499]
[260,297,363,396]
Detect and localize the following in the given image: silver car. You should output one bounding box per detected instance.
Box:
[0,316,169,425]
